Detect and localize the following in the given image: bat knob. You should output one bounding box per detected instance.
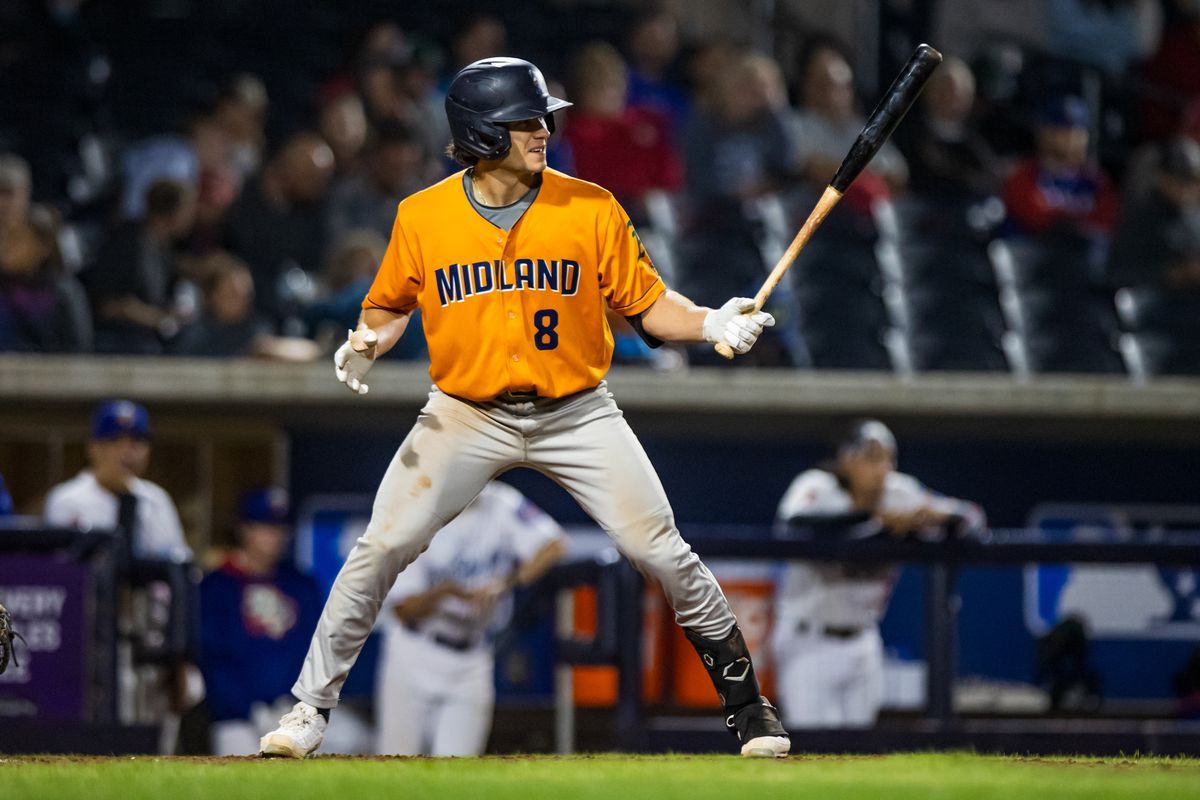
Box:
[916,43,944,63]
[714,341,736,360]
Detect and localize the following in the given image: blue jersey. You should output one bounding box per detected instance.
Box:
[199,558,322,722]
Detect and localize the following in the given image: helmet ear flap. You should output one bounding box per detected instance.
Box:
[446,99,512,160]
[473,119,512,160]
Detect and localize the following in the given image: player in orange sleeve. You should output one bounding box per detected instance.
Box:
[261,58,787,759]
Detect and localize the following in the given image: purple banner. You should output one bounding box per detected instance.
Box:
[0,556,90,721]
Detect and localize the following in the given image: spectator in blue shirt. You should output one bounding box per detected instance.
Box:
[625,9,691,139]
[199,488,321,755]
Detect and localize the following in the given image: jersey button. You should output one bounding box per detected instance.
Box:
[507,311,515,320]
[512,354,520,362]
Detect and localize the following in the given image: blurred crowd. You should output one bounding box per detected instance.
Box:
[3,0,1200,375]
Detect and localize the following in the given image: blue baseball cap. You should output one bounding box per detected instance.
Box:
[240,487,291,525]
[1039,95,1089,129]
[91,399,151,441]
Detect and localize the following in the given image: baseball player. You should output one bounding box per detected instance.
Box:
[375,480,566,756]
[261,57,788,759]
[44,399,191,563]
[44,399,198,753]
[200,488,322,756]
[771,419,985,728]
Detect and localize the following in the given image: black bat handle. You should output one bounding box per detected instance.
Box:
[830,43,943,193]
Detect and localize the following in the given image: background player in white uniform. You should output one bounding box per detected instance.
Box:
[771,420,985,728]
[44,399,199,753]
[261,57,789,759]
[375,481,565,756]
[44,399,191,563]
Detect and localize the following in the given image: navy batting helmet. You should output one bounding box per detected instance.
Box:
[445,57,571,161]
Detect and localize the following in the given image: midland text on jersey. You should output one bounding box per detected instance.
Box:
[435,259,581,307]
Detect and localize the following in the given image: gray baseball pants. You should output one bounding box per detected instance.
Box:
[293,382,735,708]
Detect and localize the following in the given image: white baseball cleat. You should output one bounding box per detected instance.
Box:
[259,701,327,758]
[740,735,791,759]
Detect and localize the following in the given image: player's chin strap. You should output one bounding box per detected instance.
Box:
[683,625,763,727]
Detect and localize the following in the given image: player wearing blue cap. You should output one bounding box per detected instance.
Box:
[43,399,195,754]
[200,488,322,755]
[44,399,190,562]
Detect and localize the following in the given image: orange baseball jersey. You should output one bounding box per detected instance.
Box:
[363,168,666,401]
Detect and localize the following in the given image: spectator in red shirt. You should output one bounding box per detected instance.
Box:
[1001,96,1118,238]
[564,41,683,224]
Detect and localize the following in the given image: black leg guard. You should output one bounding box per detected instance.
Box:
[684,625,788,745]
[683,625,763,713]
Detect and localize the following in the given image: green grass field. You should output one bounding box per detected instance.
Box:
[6,753,1200,800]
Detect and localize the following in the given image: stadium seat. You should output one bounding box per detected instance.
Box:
[803,330,893,370]
[895,242,998,293]
[1114,288,1200,377]
[885,194,1004,247]
[875,196,1008,373]
[903,287,1006,335]
[1022,333,1125,374]
[989,233,1126,375]
[795,285,888,329]
[1115,287,1200,335]
[1011,290,1117,336]
[1001,294,1123,375]
[998,236,1100,293]
[905,332,1010,372]
[791,237,879,290]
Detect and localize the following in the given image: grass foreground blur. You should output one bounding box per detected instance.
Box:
[6,751,1199,800]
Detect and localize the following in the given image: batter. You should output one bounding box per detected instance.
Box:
[261,57,787,758]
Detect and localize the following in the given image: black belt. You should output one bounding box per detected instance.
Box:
[797,622,865,640]
[433,633,475,652]
[485,385,601,405]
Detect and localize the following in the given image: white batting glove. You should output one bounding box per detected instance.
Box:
[334,326,378,395]
[702,297,776,355]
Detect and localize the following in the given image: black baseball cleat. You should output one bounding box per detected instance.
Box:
[728,697,790,758]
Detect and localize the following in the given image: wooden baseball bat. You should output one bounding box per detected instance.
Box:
[715,43,943,359]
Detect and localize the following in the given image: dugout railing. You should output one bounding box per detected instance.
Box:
[0,525,196,754]
[558,530,1200,756]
